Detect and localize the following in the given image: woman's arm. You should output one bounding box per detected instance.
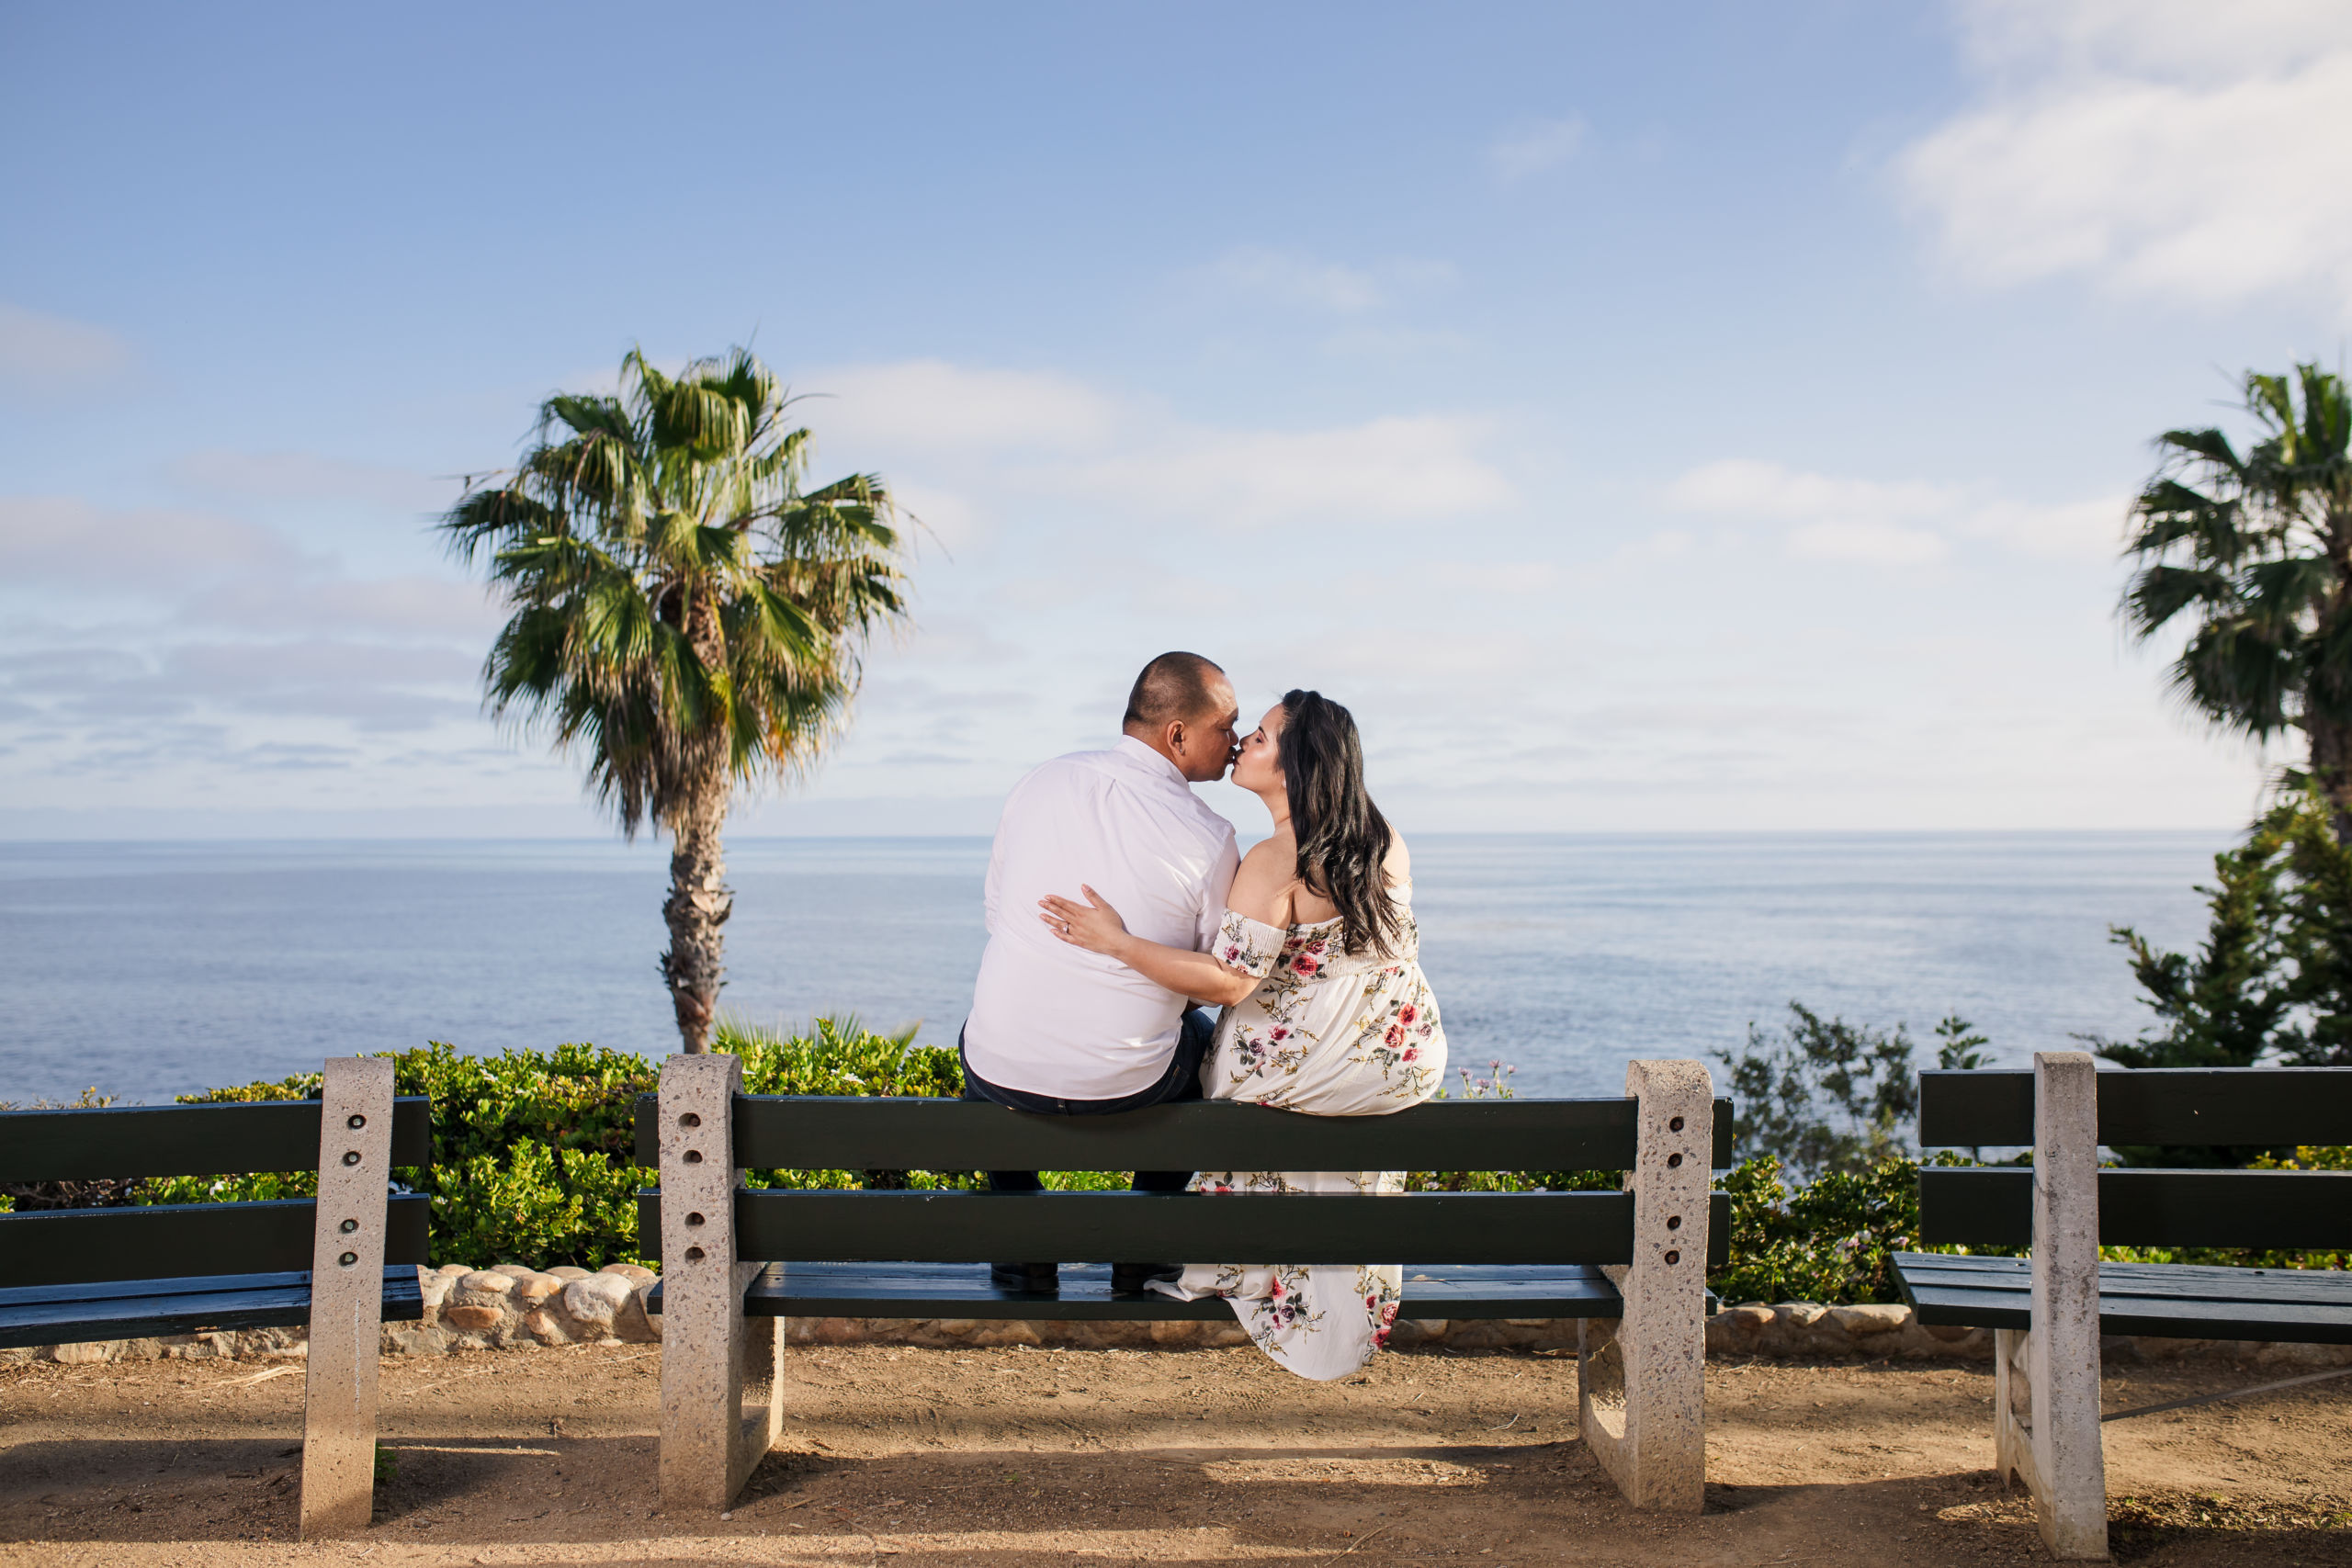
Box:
[1037,886,1261,1006]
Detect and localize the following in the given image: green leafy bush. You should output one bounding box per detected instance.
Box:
[146,1020,965,1269]
[1711,1154,1925,1305]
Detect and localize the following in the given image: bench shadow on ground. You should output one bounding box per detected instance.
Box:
[10,1436,2347,1564]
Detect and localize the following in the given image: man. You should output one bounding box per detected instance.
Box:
[961,650,1243,1293]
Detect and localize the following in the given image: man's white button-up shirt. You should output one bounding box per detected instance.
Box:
[963,736,1242,1100]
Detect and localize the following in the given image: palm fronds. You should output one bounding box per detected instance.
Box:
[442,345,911,838]
[2123,365,2352,761]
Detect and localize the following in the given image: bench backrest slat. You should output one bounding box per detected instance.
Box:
[630,1093,1735,1171]
[637,1189,1735,1269]
[0,1097,435,1183]
[1919,1168,2352,1250]
[0,1195,433,1288]
[1918,1067,2352,1149]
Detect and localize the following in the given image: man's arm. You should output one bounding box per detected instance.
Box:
[980,771,1035,933]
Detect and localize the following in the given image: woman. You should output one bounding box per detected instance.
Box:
[1038,688,1445,1380]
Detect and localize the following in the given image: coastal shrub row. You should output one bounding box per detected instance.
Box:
[14,1023,2346,1301]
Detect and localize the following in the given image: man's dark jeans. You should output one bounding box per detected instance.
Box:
[957,1009,1216,1194]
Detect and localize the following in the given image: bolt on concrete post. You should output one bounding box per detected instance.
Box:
[657,1052,771,1512]
[1579,1058,1713,1512]
[2027,1050,2108,1559]
[300,1055,396,1540]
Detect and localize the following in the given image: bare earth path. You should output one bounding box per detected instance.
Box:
[3,1343,2348,1565]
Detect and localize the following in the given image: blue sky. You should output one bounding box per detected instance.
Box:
[4,0,2349,837]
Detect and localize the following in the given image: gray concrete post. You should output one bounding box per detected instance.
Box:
[2025,1050,2108,1559]
[1992,1326,2037,1495]
[656,1053,773,1512]
[1579,1058,1713,1512]
[299,1055,396,1540]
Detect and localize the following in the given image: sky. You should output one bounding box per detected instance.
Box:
[4,0,2350,839]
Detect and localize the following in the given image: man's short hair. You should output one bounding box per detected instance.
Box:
[1122,651,1228,731]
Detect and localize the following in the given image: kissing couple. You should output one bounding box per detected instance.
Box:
[958,651,1449,1381]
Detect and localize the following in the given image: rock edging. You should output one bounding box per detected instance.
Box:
[10,1283,2350,1369]
[0,1261,664,1366]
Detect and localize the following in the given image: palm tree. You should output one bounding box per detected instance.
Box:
[2123,364,2352,840]
[443,347,910,1051]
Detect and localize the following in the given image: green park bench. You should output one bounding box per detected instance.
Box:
[0,1058,432,1540]
[634,1053,1731,1517]
[1891,1055,2352,1560]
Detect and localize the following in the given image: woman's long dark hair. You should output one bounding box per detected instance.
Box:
[1277,689,1404,957]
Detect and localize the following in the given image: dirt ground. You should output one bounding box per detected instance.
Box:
[2,1342,2348,1567]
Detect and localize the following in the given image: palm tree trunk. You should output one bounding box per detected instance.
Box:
[2312,715,2352,847]
[660,770,733,1053]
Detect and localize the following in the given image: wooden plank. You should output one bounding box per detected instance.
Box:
[1920,1168,2352,1248]
[1917,1168,2032,1245]
[633,1091,1735,1171]
[0,1268,424,1349]
[1918,1071,2036,1148]
[0,1195,430,1287]
[0,1098,433,1182]
[637,1189,1642,1266]
[632,1187,1726,1264]
[1891,1252,2352,1343]
[641,1260,1633,1322]
[1896,1253,2352,1303]
[1919,1068,2352,1148]
[731,1095,1646,1171]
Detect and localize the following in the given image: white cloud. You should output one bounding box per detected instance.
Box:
[1786,519,1950,566]
[1665,458,2124,563]
[1487,116,1586,182]
[1049,413,1513,528]
[166,450,453,512]
[1198,245,1386,313]
[0,302,133,388]
[808,359,1120,459]
[1899,0,2352,312]
[0,495,307,589]
[800,359,1514,530]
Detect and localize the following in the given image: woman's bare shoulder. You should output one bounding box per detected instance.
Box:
[1385,830,1413,885]
[1228,839,1295,926]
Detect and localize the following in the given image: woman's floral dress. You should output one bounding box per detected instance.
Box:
[1148,886,1446,1381]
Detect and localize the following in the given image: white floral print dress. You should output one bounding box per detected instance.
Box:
[1148,886,1446,1381]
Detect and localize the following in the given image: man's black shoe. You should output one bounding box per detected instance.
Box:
[990,1261,1058,1292]
[1111,1262,1182,1293]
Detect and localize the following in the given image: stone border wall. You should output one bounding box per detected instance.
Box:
[8,1272,2349,1371]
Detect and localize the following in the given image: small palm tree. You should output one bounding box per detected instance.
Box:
[443,347,910,1051]
[2123,363,2352,839]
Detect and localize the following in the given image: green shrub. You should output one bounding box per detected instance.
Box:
[1711,1154,1926,1305]
[146,1019,965,1269]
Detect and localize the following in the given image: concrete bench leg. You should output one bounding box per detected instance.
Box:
[2010,1051,2107,1559]
[1578,1058,1712,1512]
[300,1056,396,1540]
[657,1053,779,1514]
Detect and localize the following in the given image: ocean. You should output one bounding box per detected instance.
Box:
[0,832,2227,1106]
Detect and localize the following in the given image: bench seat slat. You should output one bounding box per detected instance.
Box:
[630,1094,1738,1173]
[639,1189,1734,1269]
[0,1194,432,1287]
[649,1260,1647,1322]
[0,1098,434,1182]
[1891,1253,2352,1344]
[0,1267,425,1349]
[1894,1254,2352,1306]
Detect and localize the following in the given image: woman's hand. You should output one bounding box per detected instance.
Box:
[1039,885,1131,957]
